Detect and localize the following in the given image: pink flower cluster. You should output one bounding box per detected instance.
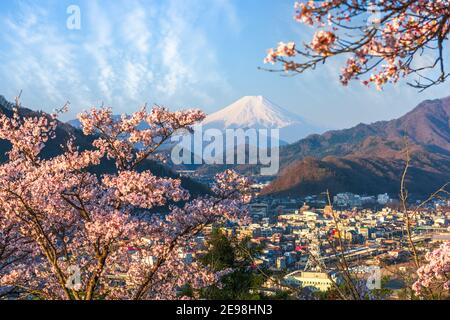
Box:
[0,108,57,162]
[102,171,189,209]
[264,42,297,64]
[264,0,450,89]
[78,106,205,169]
[0,104,251,300]
[309,30,337,55]
[413,241,450,296]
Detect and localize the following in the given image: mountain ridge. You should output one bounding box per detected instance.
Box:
[67,96,325,144]
[262,95,450,197]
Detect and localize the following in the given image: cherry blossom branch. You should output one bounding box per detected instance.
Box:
[263,1,449,91]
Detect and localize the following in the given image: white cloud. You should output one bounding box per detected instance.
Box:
[124,60,153,99]
[0,3,90,112]
[211,0,241,33]
[83,0,118,102]
[121,6,152,55]
[153,0,235,106]
[0,0,239,117]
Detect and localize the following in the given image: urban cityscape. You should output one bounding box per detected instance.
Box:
[173,173,450,299]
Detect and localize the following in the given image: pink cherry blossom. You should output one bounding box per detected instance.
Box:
[265,1,450,90]
[0,105,251,300]
[413,241,450,297]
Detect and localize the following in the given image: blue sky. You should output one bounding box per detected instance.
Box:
[0,0,448,129]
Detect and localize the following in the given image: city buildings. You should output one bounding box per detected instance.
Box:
[189,191,448,297]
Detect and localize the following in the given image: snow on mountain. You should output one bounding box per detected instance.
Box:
[66,96,323,144]
[201,96,322,143]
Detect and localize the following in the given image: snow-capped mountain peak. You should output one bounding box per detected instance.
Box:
[201,96,323,143]
[202,95,303,129]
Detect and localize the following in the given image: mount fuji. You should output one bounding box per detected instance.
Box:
[66,96,323,145]
[201,96,323,144]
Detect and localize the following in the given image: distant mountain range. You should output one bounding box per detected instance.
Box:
[68,95,324,145]
[66,95,325,171]
[6,93,449,199]
[159,95,450,198]
[262,96,450,197]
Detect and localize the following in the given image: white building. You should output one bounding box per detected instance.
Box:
[284,271,340,292]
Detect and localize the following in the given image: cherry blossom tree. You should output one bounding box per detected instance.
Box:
[264,1,450,91]
[0,102,251,300]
